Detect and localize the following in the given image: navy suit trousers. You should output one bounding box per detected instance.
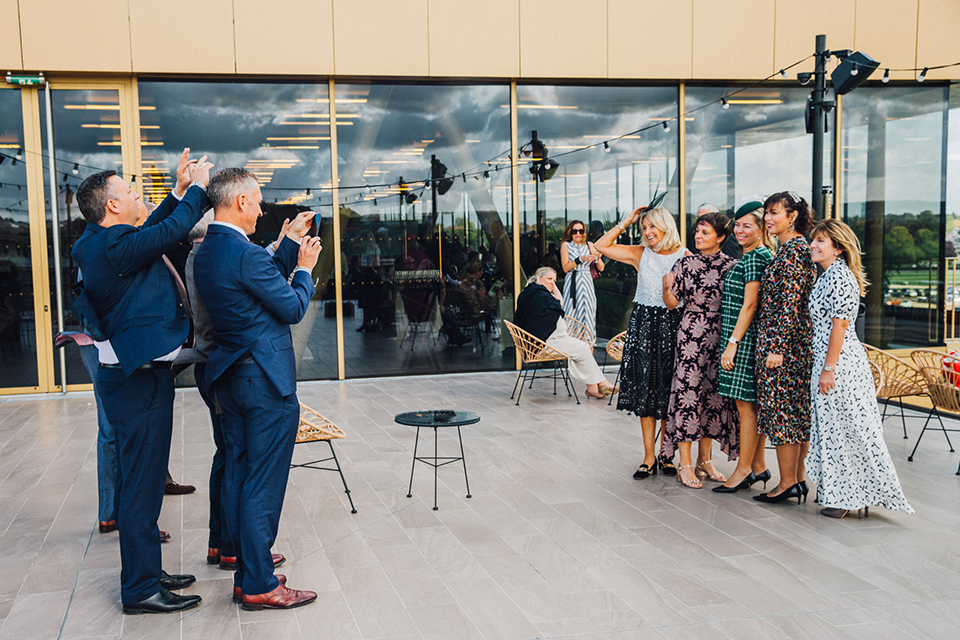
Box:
[96,366,174,605]
[195,363,231,556]
[216,361,298,596]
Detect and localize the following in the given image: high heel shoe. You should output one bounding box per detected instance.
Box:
[820,506,869,519]
[753,483,803,504]
[712,472,756,493]
[798,481,809,503]
[658,458,677,476]
[676,464,702,489]
[751,469,771,489]
[695,461,726,483]
[632,460,657,479]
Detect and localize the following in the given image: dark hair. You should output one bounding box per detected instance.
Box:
[695,211,730,243]
[76,170,118,224]
[562,219,586,243]
[207,167,258,211]
[763,191,814,235]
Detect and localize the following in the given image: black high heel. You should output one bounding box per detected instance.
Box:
[751,469,771,489]
[753,483,803,505]
[712,472,756,494]
[798,481,809,503]
[658,458,676,476]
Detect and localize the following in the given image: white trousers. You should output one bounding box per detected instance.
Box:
[546,318,605,385]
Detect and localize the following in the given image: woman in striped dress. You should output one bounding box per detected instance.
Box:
[714,201,775,493]
[561,220,604,342]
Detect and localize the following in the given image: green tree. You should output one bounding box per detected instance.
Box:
[915,227,939,263]
[883,225,918,273]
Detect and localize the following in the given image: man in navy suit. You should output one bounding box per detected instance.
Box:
[195,168,320,610]
[72,149,212,615]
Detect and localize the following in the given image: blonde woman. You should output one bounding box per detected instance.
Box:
[714,201,775,493]
[805,219,913,518]
[594,206,690,478]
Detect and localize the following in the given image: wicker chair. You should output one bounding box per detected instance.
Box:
[564,315,594,347]
[290,403,358,513]
[605,330,627,406]
[503,320,579,405]
[908,349,960,474]
[862,343,926,439]
[869,360,884,396]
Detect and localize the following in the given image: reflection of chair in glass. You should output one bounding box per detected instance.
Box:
[393,270,442,350]
[863,343,926,439]
[907,349,960,473]
[604,330,627,406]
[869,360,884,396]
[503,321,579,405]
[289,403,357,513]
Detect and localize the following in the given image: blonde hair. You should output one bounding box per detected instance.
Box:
[527,266,556,285]
[811,219,869,296]
[638,207,682,253]
[737,206,776,253]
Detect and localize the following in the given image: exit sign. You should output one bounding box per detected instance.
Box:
[5,74,45,86]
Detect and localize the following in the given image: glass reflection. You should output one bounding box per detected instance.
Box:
[0,89,39,388]
[841,84,947,348]
[138,81,337,381]
[334,83,513,377]
[516,85,679,340]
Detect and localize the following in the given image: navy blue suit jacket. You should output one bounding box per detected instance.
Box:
[193,226,315,397]
[71,186,210,376]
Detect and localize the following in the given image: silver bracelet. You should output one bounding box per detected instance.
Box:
[615,222,626,232]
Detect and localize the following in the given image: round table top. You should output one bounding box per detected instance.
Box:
[394,410,480,427]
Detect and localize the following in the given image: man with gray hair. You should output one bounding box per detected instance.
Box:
[194,168,320,610]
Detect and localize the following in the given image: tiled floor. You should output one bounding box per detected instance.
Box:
[0,372,958,639]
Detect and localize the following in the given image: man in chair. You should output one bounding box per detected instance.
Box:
[195,168,320,610]
[71,149,212,614]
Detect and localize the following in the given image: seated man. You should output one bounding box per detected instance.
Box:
[514,266,616,399]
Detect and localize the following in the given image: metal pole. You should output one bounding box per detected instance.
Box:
[43,83,67,392]
[812,34,827,218]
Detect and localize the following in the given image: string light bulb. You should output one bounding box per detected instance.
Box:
[603,141,611,153]
[721,98,729,109]
[779,69,788,79]
[365,185,371,193]
[882,68,890,83]
[305,188,312,199]
[15,147,22,160]
[483,171,491,182]
[72,163,79,175]
[662,121,670,133]
[850,61,858,76]
[918,67,928,82]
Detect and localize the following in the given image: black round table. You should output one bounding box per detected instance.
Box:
[395,410,479,510]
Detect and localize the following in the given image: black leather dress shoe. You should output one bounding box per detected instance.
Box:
[160,571,196,591]
[122,588,202,615]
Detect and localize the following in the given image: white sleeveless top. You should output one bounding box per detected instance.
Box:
[633,247,687,307]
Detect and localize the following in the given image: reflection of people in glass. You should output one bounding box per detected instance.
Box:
[754,192,816,505]
[806,219,913,519]
[714,202,774,494]
[560,220,603,343]
[356,229,384,332]
[661,213,739,489]
[440,261,493,347]
[0,260,21,357]
[594,206,689,479]
[514,267,616,398]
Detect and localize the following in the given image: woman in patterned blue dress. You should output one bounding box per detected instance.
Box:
[806,220,913,518]
[561,220,604,343]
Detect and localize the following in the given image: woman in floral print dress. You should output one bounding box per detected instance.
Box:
[753,191,817,505]
[662,212,739,489]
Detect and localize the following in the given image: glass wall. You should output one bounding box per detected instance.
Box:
[334,83,514,377]
[516,85,679,341]
[685,85,834,248]
[841,84,948,348]
[0,89,39,389]
[138,80,338,382]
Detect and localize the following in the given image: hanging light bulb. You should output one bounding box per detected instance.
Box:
[779,69,788,79]
[918,67,928,82]
[373,198,377,206]
[461,173,466,183]
[721,98,729,109]
[882,68,890,83]
[15,147,23,160]
[603,141,611,153]
[662,121,670,133]
[72,162,79,175]
[483,171,491,182]
[365,185,371,193]
[850,61,858,76]
[305,188,312,199]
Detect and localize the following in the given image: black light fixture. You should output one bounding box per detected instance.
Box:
[305,188,312,199]
[662,121,670,133]
[721,98,729,109]
[797,72,813,85]
[430,155,453,194]
[882,68,890,83]
[72,162,79,175]
[918,67,928,82]
[603,141,611,153]
[15,147,23,160]
[830,51,879,95]
[483,171,491,182]
[373,198,377,206]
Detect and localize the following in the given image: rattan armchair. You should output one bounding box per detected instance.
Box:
[290,403,357,512]
[869,360,884,396]
[564,315,595,347]
[908,349,960,474]
[604,330,627,406]
[503,320,579,405]
[862,343,926,439]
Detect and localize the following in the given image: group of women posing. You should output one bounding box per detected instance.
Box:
[590,192,913,519]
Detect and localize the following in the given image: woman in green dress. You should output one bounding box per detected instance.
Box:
[713,201,775,493]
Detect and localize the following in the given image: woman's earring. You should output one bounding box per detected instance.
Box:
[788,224,795,232]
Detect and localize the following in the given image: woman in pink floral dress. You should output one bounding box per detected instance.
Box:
[662,212,740,489]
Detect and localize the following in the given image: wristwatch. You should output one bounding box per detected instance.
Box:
[823,365,835,372]
[728,336,738,345]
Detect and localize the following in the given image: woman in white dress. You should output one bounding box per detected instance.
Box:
[806,219,913,518]
[560,220,604,341]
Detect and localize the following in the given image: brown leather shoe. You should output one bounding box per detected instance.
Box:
[219,553,285,570]
[207,548,220,565]
[99,520,117,533]
[240,582,316,611]
[164,481,196,495]
[159,530,171,543]
[233,574,286,603]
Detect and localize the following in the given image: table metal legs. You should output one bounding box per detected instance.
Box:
[406,425,471,510]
